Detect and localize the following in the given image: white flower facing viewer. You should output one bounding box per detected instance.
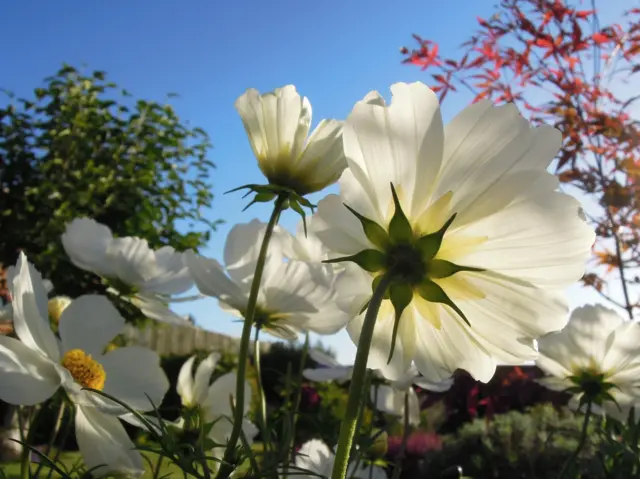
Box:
[185,220,350,340]
[537,305,640,420]
[62,217,195,325]
[0,253,169,477]
[235,85,346,196]
[313,82,595,383]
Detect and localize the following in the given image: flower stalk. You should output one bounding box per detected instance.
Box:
[391,391,411,479]
[216,194,287,478]
[331,274,392,479]
[558,400,592,479]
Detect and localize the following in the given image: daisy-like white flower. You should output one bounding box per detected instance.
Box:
[62,218,195,325]
[235,85,346,196]
[537,305,640,420]
[185,220,350,340]
[312,82,595,383]
[0,253,169,477]
[287,439,387,479]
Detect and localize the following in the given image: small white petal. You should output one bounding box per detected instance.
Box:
[193,352,220,405]
[177,355,196,406]
[61,218,116,277]
[142,246,193,295]
[129,293,190,325]
[294,439,333,476]
[303,367,353,383]
[185,251,247,311]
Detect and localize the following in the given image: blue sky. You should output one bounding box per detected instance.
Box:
[3,0,625,363]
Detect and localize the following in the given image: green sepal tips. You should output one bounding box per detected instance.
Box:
[387,282,413,364]
[417,279,470,327]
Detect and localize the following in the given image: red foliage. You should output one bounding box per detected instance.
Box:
[402,0,640,317]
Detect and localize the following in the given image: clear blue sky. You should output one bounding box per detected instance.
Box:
[3,0,620,363]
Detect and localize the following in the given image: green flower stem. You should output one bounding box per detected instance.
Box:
[253,325,271,450]
[391,391,411,479]
[216,194,287,479]
[33,399,66,478]
[332,274,392,479]
[559,400,593,479]
[289,332,310,463]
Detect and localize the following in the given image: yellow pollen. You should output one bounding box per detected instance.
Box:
[48,296,72,325]
[61,349,106,390]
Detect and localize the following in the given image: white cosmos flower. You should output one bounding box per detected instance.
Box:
[303,348,353,384]
[0,253,169,477]
[185,220,350,340]
[61,218,195,325]
[537,305,640,420]
[287,439,387,479]
[312,81,595,383]
[235,85,346,196]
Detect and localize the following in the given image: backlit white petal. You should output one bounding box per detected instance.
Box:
[10,253,60,362]
[59,295,124,357]
[0,335,61,405]
[141,246,193,295]
[128,293,190,325]
[303,367,353,383]
[75,405,144,478]
[61,218,116,277]
[193,352,220,406]
[314,194,372,256]
[177,355,196,406]
[185,251,247,311]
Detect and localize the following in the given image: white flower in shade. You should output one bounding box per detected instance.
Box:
[235,85,346,196]
[537,305,640,420]
[61,218,195,325]
[185,220,350,340]
[312,82,595,383]
[0,253,169,477]
[303,348,354,384]
[372,365,453,426]
[288,439,387,479]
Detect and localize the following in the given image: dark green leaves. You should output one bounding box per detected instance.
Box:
[416,213,457,260]
[344,203,390,250]
[387,282,413,364]
[324,249,387,273]
[417,280,470,327]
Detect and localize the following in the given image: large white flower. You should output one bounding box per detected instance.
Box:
[537,305,640,420]
[313,82,595,383]
[287,439,387,479]
[185,220,350,340]
[0,253,169,477]
[61,218,195,324]
[235,85,346,196]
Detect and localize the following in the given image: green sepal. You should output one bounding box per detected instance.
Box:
[428,259,485,279]
[387,282,413,364]
[242,191,277,211]
[388,183,413,244]
[289,197,308,236]
[416,213,458,260]
[372,274,391,300]
[417,279,470,327]
[226,183,317,219]
[323,249,387,273]
[343,203,390,250]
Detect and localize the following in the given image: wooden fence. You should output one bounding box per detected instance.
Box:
[121,322,271,357]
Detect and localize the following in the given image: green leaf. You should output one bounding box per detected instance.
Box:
[416,213,457,260]
[388,183,413,244]
[428,259,484,279]
[417,279,470,327]
[343,203,390,250]
[324,249,387,273]
[387,282,413,364]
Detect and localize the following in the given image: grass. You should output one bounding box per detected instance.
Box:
[0,450,195,478]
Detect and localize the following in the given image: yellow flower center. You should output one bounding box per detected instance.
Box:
[61,349,106,390]
[48,296,72,325]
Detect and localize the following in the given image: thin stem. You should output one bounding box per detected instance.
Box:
[558,401,592,479]
[215,194,287,479]
[332,274,392,479]
[349,370,374,475]
[45,403,73,479]
[288,332,310,463]
[391,391,411,479]
[17,407,30,479]
[253,326,270,448]
[33,401,65,478]
[152,455,164,479]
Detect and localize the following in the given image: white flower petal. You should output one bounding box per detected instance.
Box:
[307,348,342,367]
[129,293,190,325]
[59,295,124,357]
[109,237,157,287]
[343,82,444,220]
[101,346,169,411]
[204,372,251,422]
[142,247,193,295]
[61,218,116,277]
[185,251,247,311]
[294,439,333,475]
[193,352,220,405]
[0,335,61,405]
[296,119,346,192]
[10,253,60,362]
[75,405,144,478]
[177,355,196,406]
[303,367,353,383]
